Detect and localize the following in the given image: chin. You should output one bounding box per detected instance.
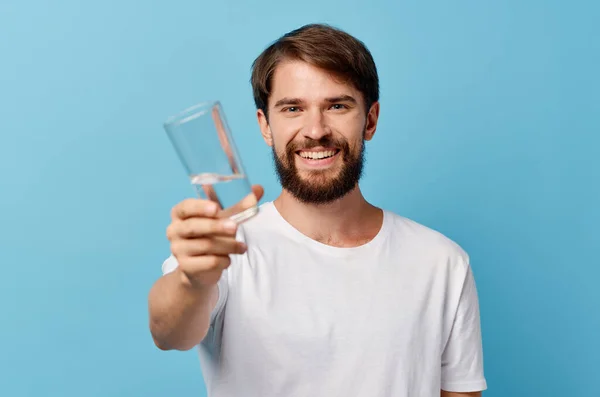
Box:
[299,169,340,182]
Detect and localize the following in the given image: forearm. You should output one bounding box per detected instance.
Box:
[148,268,216,351]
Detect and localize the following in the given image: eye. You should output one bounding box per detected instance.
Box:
[283,106,300,112]
[330,104,347,110]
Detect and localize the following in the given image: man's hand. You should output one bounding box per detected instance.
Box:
[148,184,264,351]
[167,185,264,289]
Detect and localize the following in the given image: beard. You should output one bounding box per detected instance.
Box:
[272,134,365,204]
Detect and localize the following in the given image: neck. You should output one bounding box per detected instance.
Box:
[273,185,383,247]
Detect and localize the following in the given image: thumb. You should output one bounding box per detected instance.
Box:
[251,184,265,202]
[217,184,265,220]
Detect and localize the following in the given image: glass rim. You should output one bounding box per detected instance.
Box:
[164,100,220,128]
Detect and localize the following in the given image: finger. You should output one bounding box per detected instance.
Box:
[217,184,265,219]
[173,236,247,256]
[180,255,232,273]
[167,218,238,240]
[251,184,264,202]
[171,198,219,221]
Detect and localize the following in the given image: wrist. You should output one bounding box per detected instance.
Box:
[175,267,214,297]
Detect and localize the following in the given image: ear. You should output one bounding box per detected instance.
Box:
[257,109,273,147]
[363,101,380,142]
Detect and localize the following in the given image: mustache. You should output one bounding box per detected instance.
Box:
[286,137,348,152]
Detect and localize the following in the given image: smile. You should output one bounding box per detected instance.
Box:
[295,148,341,168]
[297,149,340,160]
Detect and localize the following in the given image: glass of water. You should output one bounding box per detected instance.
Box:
[164,101,258,223]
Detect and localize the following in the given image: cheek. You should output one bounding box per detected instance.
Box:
[270,134,291,159]
[269,122,297,149]
[273,140,287,156]
[270,113,307,136]
[328,113,366,136]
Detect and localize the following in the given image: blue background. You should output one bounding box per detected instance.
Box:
[1,1,598,396]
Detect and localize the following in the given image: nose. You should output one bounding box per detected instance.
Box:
[302,109,331,140]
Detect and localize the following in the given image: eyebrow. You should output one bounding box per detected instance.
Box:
[273,97,303,108]
[324,95,357,104]
[273,95,357,108]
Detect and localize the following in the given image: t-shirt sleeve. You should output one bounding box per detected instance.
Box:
[441,263,488,392]
[160,255,229,327]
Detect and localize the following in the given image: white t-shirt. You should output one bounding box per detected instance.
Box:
[162,201,487,397]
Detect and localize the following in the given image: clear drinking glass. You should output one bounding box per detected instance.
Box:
[164,101,258,223]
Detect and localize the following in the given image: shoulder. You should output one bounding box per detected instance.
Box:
[383,210,471,271]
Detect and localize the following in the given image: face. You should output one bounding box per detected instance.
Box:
[257,60,380,204]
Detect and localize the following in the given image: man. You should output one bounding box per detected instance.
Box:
[148,23,487,397]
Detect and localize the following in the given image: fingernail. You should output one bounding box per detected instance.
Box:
[223,220,237,232]
[239,243,247,252]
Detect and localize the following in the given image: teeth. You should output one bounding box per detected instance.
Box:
[299,150,336,159]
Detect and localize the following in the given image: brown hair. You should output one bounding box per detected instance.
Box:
[250,23,379,118]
